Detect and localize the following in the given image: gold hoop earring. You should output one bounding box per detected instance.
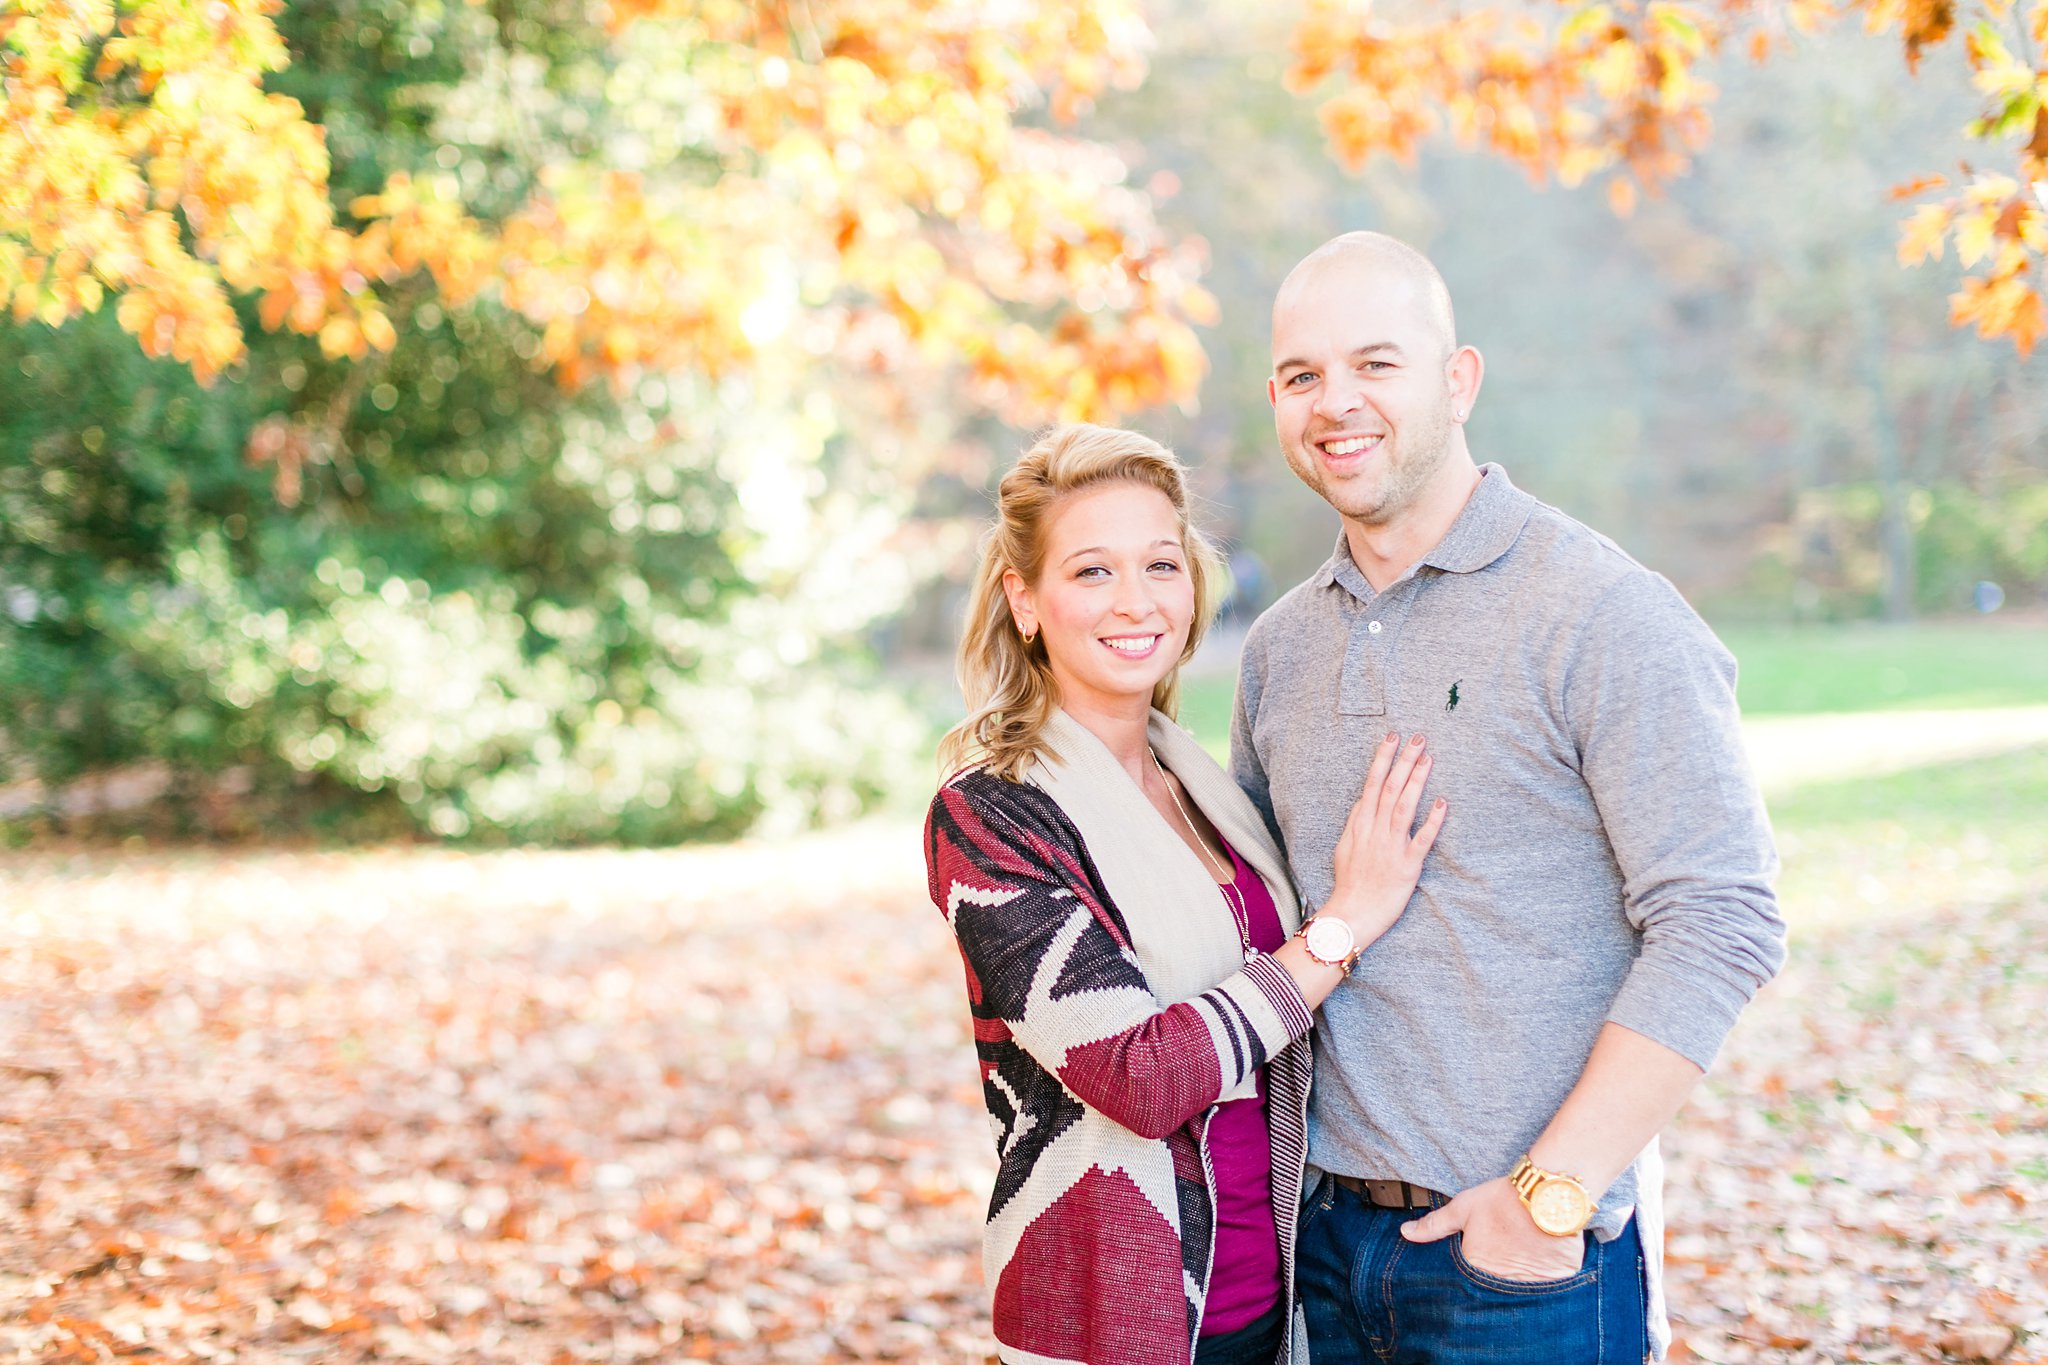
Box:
[1021,627,1037,645]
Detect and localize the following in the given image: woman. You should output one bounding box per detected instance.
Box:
[924,424,1446,1365]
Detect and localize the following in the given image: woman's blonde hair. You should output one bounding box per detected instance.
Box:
[937,423,1221,782]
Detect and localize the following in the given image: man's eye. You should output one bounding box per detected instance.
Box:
[1287,372,1316,386]
[1363,360,1392,372]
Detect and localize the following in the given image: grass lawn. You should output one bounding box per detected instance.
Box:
[1177,673,1239,755]
[1769,745,2048,932]
[1720,619,2048,715]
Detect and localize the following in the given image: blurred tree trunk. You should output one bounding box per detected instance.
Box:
[1861,301,1916,622]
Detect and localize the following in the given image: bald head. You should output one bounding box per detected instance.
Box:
[1274,232,1457,361]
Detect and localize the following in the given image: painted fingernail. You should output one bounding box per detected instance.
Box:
[1410,733,1426,746]
[1384,731,1399,744]
[1435,798,1446,808]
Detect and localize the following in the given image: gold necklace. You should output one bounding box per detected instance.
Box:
[1150,749,1255,964]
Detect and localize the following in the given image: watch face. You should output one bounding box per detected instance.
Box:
[1530,1180,1591,1235]
[1304,917,1353,962]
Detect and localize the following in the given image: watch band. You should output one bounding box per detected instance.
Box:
[1508,1153,1595,1236]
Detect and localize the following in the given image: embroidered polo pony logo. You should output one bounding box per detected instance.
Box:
[1446,680,1462,712]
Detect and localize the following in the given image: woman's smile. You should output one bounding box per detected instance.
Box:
[1101,632,1165,658]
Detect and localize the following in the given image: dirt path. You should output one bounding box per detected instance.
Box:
[1742,705,2048,796]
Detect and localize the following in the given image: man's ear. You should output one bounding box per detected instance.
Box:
[1447,345,1484,422]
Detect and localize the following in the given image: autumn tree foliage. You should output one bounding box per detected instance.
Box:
[1,0,1211,415]
[1286,0,2048,355]
[0,0,1211,842]
[1,0,391,381]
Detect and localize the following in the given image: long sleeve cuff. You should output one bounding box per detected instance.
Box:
[1605,956,1749,1072]
[1240,951,1316,1043]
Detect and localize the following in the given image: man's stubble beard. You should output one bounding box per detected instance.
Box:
[1290,397,1458,530]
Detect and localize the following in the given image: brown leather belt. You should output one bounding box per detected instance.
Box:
[1328,1174,1449,1210]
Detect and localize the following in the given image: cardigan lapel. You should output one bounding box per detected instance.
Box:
[1146,711,1302,936]
[1027,708,1303,1025]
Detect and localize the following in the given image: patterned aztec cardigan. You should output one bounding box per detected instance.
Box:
[925,709,1317,1365]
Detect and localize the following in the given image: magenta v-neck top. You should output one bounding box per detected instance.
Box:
[1200,837,1286,1336]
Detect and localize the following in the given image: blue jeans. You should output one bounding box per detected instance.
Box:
[1296,1178,1648,1364]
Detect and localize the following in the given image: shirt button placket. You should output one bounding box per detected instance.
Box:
[1339,605,1388,718]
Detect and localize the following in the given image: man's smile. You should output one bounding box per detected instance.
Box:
[1317,432,1385,469]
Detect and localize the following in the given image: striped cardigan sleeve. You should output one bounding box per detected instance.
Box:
[929,773,1314,1142]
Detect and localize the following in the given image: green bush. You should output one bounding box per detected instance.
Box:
[0,287,921,845]
[0,0,935,843]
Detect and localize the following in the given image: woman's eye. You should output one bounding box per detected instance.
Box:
[1075,566,1108,580]
[1149,560,1182,574]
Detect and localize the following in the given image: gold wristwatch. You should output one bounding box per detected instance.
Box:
[1508,1154,1595,1237]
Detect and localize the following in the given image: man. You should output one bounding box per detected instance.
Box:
[1232,231,1785,1363]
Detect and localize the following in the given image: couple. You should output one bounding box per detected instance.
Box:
[923,233,1786,1365]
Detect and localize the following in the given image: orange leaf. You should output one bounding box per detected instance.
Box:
[1889,173,1949,201]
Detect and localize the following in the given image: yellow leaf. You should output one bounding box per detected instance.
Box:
[1898,202,1953,264]
[1966,22,2017,74]
[2019,202,2048,252]
[317,315,358,359]
[360,308,397,352]
[1954,204,1999,265]
[1557,4,1615,49]
[1647,3,1709,57]
[1588,37,1642,101]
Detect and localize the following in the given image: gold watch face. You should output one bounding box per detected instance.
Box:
[1529,1179,1592,1236]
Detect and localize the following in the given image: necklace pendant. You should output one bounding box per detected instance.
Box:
[1244,944,1260,965]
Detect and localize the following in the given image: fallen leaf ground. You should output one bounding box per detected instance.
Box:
[2,818,2043,1363]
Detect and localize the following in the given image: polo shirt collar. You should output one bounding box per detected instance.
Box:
[1311,463,1535,597]
[1422,463,1535,572]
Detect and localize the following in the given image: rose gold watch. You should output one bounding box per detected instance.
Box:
[1508,1154,1595,1236]
[1297,915,1361,971]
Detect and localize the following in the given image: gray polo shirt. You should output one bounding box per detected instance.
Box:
[1232,463,1784,1242]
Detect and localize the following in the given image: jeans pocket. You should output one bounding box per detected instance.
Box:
[1297,1178,1339,1234]
[1448,1233,1599,1296]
